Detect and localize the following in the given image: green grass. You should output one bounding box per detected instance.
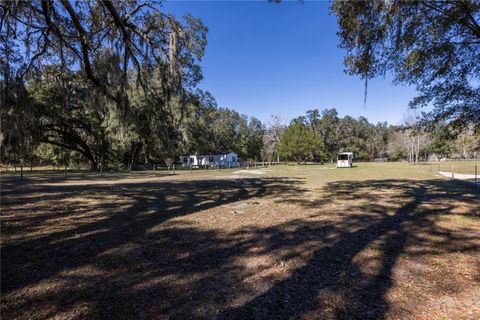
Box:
[427,160,480,175]
[2,161,479,186]
[266,162,443,186]
[1,158,479,179]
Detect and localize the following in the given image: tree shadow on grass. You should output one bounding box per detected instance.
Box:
[1,177,479,319]
[220,179,480,319]
[1,176,304,291]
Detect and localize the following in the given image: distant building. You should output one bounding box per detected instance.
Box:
[337,152,354,168]
[180,152,239,168]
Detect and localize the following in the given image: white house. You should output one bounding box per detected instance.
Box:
[180,152,239,168]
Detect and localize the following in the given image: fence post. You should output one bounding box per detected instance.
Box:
[173,164,175,175]
[190,163,192,172]
[451,164,454,179]
[228,162,231,170]
[475,164,477,187]
[204,164,207,172]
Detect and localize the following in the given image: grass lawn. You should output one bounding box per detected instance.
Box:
[432,160,480,175]
[1,162,479,319]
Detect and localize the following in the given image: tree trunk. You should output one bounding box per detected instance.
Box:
[90,161,98,171]
[129,143,137,174]
[20,162,23,180]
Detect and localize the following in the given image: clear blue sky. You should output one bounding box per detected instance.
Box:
[162,1,418,125]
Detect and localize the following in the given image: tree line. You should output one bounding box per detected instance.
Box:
[268,110,479,164]
[1,1,266,171]
[1,67,479,170]
[1,65,266,170]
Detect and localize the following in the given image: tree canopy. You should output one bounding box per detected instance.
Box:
[278,122,324,163]
[331,0,480,127]
[1,0,207,103]
[1,0,209,169]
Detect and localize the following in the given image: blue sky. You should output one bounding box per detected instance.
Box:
[162,1,418,125]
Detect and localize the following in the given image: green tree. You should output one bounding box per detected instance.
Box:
[0,77,38,178]
[28,66,114,170]
[1,1,208,171]
[278,122,324,163]
[1,1,207,108]
[316,108,340,161]
[245,117,265,161]
[429,125,455,158]
[293,109,392,162]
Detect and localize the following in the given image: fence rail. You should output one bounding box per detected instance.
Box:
[2,161,478,187]
[433,162,479,187]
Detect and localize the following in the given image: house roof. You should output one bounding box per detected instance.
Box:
[180,151,237,157]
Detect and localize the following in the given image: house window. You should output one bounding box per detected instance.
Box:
[209,156,214,162]
[232,156,236,162]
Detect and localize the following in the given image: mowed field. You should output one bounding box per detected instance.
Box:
[1,162,479,319]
